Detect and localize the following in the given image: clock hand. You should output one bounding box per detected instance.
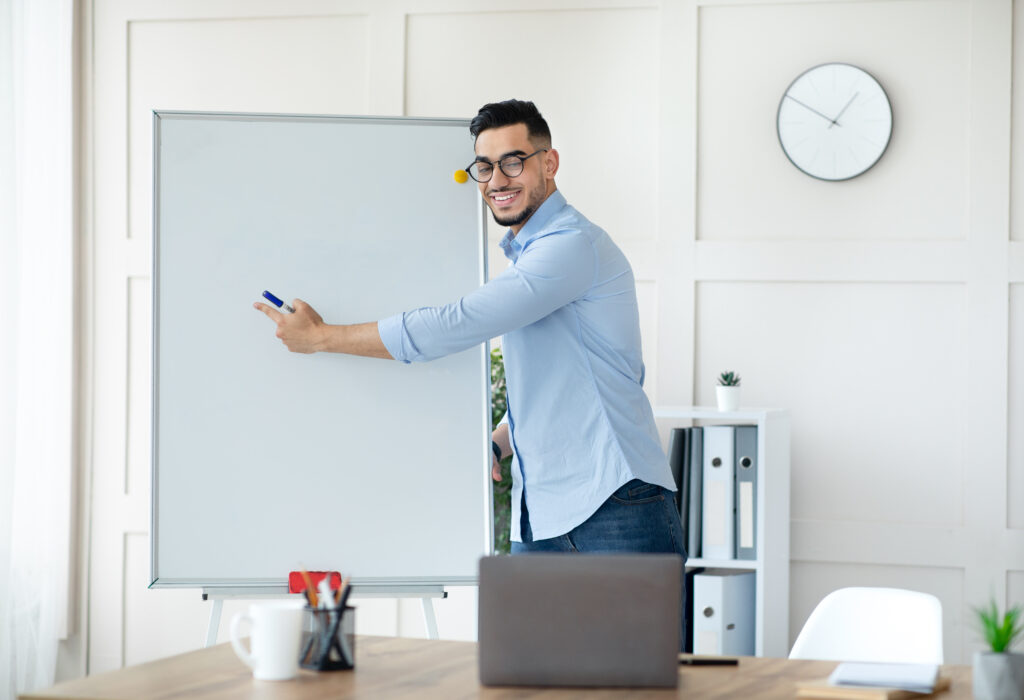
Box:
[828,91,860,129]
[784,94,837,126]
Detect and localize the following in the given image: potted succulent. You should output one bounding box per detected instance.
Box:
[973,598,1024,700]
[715,371,741,411]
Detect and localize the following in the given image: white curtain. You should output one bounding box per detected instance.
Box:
[0,0,76,697]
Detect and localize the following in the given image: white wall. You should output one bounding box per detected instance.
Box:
[76,0,1023,674]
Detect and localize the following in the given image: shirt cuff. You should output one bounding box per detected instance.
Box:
[377,313,410,364]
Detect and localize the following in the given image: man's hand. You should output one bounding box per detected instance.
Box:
[253,298,325,353]
[491,423,511,482]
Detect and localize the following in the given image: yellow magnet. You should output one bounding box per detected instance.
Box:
[453,169,469,184]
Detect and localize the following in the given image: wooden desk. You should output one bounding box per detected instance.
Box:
[23,635,973,700]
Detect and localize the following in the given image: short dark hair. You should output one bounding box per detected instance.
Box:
[470,99,551,147]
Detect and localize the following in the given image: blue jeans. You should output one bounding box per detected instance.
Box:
[511,478,688,649]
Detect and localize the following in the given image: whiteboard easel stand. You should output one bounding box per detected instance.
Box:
[202,585,447,647]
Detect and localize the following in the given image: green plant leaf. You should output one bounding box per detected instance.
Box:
[975,598,1024,652]
[490,347,512,554]
[717,371,741,387]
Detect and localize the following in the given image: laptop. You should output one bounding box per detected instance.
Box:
[478,553,682,688]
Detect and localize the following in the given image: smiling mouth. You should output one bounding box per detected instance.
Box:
[489,190,520,207]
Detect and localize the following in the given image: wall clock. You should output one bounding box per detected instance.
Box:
[776,63,893,181]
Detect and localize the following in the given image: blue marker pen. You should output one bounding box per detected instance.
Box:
[262,290,295,313]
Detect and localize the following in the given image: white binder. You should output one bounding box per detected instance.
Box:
[692,570,755,656]
[701,425,735,560]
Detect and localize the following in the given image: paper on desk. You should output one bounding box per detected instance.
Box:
[828,662,939,693]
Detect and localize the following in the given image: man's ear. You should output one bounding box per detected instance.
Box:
[544,148,560,179]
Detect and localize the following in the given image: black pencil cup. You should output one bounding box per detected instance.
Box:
[300,605,355,671]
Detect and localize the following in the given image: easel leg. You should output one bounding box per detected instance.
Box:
[206,599,223,647]
[421,597,439,640]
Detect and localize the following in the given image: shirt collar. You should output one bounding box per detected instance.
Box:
[499,190,567,261]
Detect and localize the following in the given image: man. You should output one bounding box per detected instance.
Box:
[254,100,685,563]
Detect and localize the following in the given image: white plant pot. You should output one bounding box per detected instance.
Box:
[715,386,740,412]
[974,651,1024,700]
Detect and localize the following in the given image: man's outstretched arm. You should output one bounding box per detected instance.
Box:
[253,299,393,360]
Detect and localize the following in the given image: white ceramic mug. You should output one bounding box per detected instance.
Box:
[230,599,306,680]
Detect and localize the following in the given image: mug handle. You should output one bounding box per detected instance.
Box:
[229,612,257,670]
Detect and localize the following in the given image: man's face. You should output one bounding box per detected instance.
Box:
[473,123,556,233]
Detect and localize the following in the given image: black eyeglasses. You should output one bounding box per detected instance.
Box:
[465,149,548,183]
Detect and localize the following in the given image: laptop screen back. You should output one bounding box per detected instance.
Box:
[478,553,682,687]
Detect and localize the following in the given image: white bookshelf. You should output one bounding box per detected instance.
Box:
[655,406,790,658]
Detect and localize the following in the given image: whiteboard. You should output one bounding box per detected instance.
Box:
[151,112,491,588]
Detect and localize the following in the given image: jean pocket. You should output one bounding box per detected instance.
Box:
[610,479,664,505]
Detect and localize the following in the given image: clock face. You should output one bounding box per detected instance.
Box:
[777,63,893,181]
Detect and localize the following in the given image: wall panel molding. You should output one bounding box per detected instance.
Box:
[793,520,974,569]
[693,241,970,282]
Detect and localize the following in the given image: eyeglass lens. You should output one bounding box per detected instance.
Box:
[469,155,525,182]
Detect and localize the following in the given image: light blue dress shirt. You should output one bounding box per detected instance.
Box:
[378,190,675,541]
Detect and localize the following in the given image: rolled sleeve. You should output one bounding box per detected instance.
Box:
[377,313,415,364]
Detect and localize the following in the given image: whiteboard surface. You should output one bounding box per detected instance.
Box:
[152,112,490,588]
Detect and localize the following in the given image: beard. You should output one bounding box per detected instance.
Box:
[488,182,546,228]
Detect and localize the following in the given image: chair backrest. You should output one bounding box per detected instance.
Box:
[789,587,943,663]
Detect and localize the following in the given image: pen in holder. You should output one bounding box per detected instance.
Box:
[300,605,355,671]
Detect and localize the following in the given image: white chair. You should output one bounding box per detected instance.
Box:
[789,587,943,663]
